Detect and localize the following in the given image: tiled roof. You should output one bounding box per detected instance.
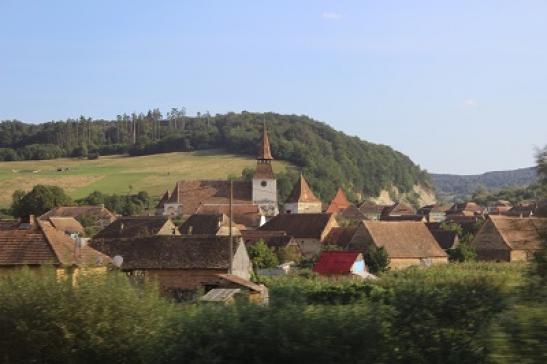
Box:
[447,202,484,215]
[313,251,361,275]
[168,180,253,215]
[0,219,110,267]
[48,217,85,235]
[326,188,351,213]
[196,204,262,228]
[285,175,320,204]
[358,202,387,214]
[259,213,334,239]
[323,227,358,248]
[94,216,175,239]
[90,235,242,270]
[428,229,459,250]
[358,221,447,258]
[380,215,425,222]
[340,205,366,220]
[488,216,547,251]
[382,202,416,217]
[240,230,294,248]
[179,214,230,235]
[255,163,274,179]
[257,124,273,160]
[40,205,116,222]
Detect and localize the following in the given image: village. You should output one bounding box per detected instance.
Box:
[1,126,545,304]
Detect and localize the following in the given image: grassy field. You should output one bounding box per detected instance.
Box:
[0,150,289,207]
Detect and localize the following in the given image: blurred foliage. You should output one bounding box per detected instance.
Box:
[11,184,73,218]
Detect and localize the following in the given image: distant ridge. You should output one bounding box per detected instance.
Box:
[431,167,538,201]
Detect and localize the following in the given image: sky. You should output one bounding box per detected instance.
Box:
[1,0,546,174]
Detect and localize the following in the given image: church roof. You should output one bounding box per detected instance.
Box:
[326,188,351,213]
[286,174,321,204]
[257,124,273,160]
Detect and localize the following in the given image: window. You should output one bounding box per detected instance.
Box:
[261,180,267,187]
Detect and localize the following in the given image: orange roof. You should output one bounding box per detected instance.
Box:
[326,188,351,213]
[285,174,320,204]
[257,124,273,160]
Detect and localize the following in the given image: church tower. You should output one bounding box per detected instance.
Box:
[284,173,322,214]
[252,124,278,216]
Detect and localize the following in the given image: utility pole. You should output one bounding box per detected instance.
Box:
[228,178,233,274]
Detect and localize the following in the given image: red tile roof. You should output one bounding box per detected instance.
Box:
[259,213,335,239]
[326,188,351,213]
[285,174,320,204]
[313,251,361,275]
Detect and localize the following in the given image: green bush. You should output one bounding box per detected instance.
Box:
[0,268,178,363]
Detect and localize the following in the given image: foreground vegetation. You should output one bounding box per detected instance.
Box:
[1,260,545,363]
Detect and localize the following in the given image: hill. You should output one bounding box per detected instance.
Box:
[431,167,538,201]
[0,151,289,208]
[0,111,431,204]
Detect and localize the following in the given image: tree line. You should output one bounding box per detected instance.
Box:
[0,110,430,201]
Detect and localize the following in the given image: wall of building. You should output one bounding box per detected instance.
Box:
[163,203,182,217]
[252,178,277,205]
[389,257,448,270]
[284,202,322,214]
[157,220,180,235]
[510,250,531,262]
[296,238,322,257]
[231,243,252,280]
[145,268,226,292]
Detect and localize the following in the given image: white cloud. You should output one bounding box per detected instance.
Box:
[321,11,342,20]
[463,99,479,109]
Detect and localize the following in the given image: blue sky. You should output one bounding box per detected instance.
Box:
[1,0,546,174]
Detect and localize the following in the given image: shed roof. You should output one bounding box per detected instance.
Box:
[360,221,447,258]
[313,251,361,275]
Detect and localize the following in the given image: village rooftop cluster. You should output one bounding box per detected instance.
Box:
[0,126,546,303]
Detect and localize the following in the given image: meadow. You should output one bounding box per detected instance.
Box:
[0,150,289,207]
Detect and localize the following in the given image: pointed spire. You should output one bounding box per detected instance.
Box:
[286,174,321,203]
[326,187,351,213]
[257,122,273,160]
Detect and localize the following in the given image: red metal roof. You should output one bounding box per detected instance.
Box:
[312,251,360,275]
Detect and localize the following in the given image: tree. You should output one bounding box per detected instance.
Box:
[11,185,73,217]
[448,242,476,262]
[247,240,279,269]
[364,245,390,274]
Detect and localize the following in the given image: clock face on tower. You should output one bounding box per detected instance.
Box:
[261,180,267,187]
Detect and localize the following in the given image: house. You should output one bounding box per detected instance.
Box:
[503,203,536,218]
[195,204,264,229]
[0,216,111,274]
[241,230,301,262]
[283,174,322,214]
[259,213,338,257]
[322,226,358,249]
[446,202,484,217]
[93,216,179,242]
[471,216,547,262]
[358,202,387,220]
[313,251,373,279]
[90,235,253,299]
[326,188,351,214]
[179,213,241,236]
[348,221,448,269]
[487,200,513,215]
[39,205,117,229]
[157,125,278,218]
[380,202,424,221]
[417,204,449,223]
[46,217,85,238]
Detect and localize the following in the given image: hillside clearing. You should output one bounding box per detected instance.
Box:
[0,150,289,207]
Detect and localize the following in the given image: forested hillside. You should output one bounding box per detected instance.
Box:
[432,167,538,201]
[0,111,430,201]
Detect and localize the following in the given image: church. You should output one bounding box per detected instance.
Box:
[156,125,279,219]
